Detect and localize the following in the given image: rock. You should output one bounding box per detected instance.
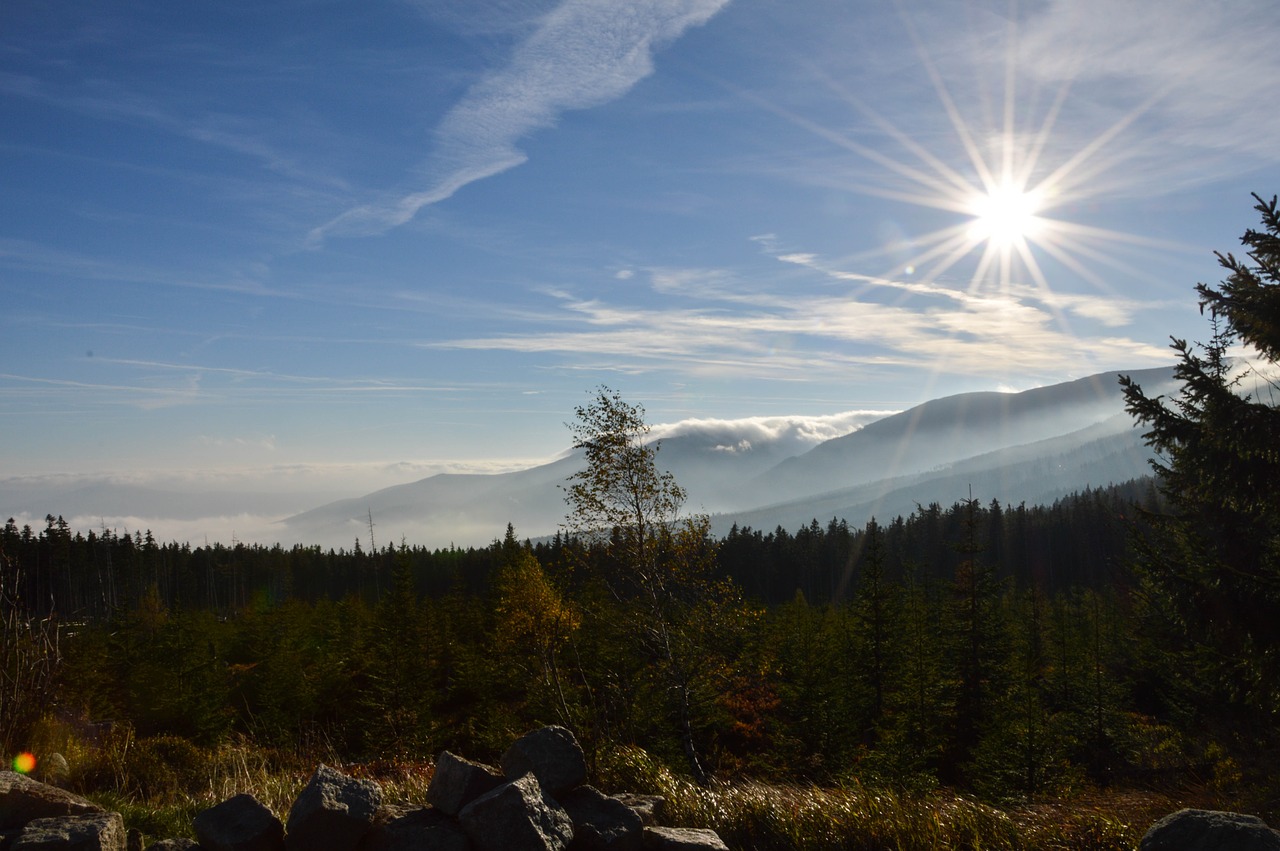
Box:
[458,773,573,851]
[127,827,144,851]
[11,812,125,851]
[611,795,664,828]
[285,764,381,851]
[37,754,69,786]
[0,771,104,830]
[193,793,285,851]
[357,806,470,851]
[427,752,507,817]
[500,727,587,798]
[641,827,728,851]
[144,841,200,851]
[1141,809,1280,851]
[560,786,642,851]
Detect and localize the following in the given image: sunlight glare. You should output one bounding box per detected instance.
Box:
[969,183,1042,247]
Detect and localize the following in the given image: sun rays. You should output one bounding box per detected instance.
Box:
[796,2,1171,312]
[967,181,1043,248]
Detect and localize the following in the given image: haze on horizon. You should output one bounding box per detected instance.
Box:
[4,0,1280,546]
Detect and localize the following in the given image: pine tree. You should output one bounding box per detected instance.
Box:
[363,543,430,756]
[849,519,900,747]
[1121,193,1280,720]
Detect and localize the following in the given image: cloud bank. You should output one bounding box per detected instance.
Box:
[651,409,892,454]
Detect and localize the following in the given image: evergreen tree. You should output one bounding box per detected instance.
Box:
[872,563,947,788]
[943,497,1007,784]
[363,543,430,756]
[1121,194,1280,722]
[848,519,900,747]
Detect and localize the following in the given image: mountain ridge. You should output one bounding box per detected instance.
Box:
[279,366,1177,548]
[0,367,1177,549]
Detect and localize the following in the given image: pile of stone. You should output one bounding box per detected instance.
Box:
[0,725,728,851]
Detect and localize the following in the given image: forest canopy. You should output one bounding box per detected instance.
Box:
[2,194,1279,812]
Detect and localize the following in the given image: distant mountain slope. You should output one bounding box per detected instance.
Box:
[281,366,1174,549]
[281,454,582,549]
[280,424,808,548]
[5,367,1172,549]
[749,367,1175,505]
[714,412,1157,536]
[0,479,332,525]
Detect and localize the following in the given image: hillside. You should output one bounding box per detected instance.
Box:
[281,366,1176,548]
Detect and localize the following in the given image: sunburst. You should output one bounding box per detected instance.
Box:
[765,4,1177,310]
[968,181,1042,248]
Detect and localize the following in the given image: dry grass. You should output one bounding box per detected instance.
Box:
[595,746,1204,850]
[21,724,1211,850]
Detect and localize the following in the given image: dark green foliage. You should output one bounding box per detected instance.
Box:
[362,544,432,756]
[563,387,751,785]
[942,498,1007,785]
[1121,194,1280,731]
[17,253,1280,807]
[18,476,1207,804]
[717,485,1152,606]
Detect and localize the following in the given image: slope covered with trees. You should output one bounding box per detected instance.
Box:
[2,195,1277,816]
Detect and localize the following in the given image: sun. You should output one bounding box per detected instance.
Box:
[968,182,1042,248]
[762,5,1165,303]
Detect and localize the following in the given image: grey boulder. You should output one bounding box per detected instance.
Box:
[12,812,125,851]
[560,786,642,851]
[427,751,506,817]
[1141,809,1280,851]
[500,727,587,798]
[611,795,664,828]
[285,764,381,851]
[458,773,573,851]
[641,827,728,851]
[194,793,285,851]
[0,771,104,830]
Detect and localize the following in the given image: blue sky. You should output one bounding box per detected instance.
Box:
[3,0,1279,517]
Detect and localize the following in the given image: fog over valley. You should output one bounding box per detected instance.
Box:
[2,367,1176,550]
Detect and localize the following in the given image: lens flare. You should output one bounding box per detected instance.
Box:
[12,752,36,774]
[968,183,1042,247]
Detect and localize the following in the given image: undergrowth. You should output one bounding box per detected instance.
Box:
[19,720,1208,850]
[596,745,1200,851]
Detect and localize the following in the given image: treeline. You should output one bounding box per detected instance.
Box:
[0,517,496,621]
[719,478,1162,604]
[9,193,1275,808]
[2,479,1159,620]
[2,480,1210,800]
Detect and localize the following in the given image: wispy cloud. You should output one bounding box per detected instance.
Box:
[431,246,1172,380]
[0,359,471,416]
[0,71,343,189]
[0,372,205,410]
[0,238,296,298]
[310,0,730,243]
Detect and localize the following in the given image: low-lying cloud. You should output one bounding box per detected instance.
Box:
[651,409,893,453]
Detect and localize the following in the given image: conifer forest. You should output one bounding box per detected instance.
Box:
[3,195,1280,822]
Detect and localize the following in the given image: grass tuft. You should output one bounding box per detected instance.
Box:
[594,746,1185,850]
[27,731,1198,850]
